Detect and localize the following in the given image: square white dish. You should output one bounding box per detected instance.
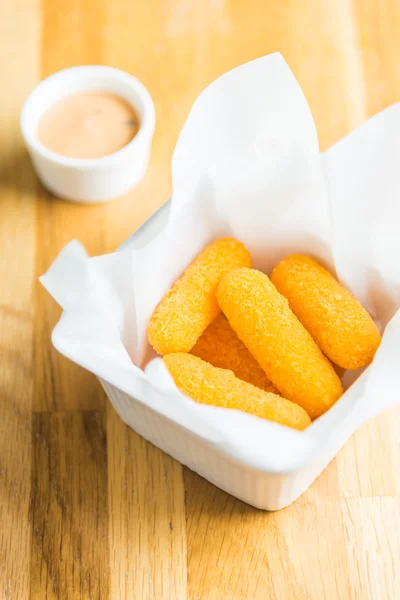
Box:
[97,200,362,510]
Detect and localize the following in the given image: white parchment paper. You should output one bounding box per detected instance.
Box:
[41,54,400,470]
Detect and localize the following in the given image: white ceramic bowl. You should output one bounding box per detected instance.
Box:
[103,203,367,510]
[41,199,387,511]
[20,66,156,203]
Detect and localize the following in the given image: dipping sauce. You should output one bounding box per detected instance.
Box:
[38,92,140,159]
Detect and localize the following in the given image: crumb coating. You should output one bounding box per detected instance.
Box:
[164,353,311,430]
[271,254,381,369]
[217,268,343,419]
[148,238,251,355]
[191,313,278,393]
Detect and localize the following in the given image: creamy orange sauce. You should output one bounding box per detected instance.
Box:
[38,92,139,159]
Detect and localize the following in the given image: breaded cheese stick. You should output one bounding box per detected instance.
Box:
[148,237,251,355]
[270,254,381,369]
[217,268,343,419]
[164,353,311,430]
[191,313,278,393]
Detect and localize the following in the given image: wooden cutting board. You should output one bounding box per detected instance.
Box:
[1,1,400,598]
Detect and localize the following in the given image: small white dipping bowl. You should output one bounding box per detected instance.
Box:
[20,66,156,203]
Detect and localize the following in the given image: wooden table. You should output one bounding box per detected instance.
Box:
[2,1,400,598]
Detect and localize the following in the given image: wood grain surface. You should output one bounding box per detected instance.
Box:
[1,1,400,598]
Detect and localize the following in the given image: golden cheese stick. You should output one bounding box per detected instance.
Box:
[217,268,343,419]
[164,353,311,430]
[191,313,278,393]
[270,254,381,369]
[148,237,251,355]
